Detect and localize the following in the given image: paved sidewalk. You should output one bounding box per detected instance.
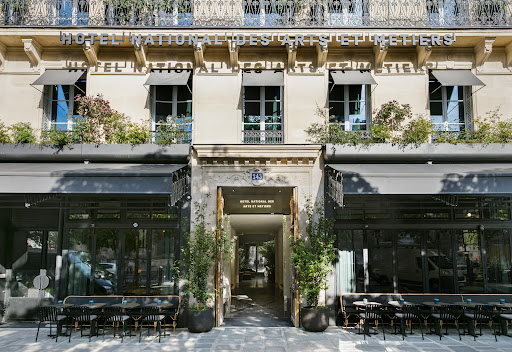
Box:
[1,323,511,351]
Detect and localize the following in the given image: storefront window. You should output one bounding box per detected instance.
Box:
[95,229,119,295]
[456,229,484,293]
[125,229,148,295]
[367,230,393,292]
[427,230,456,293]
[151,229,176,295]
[485,229,512,293]
[397,231,424,293]
[67,229,93,296]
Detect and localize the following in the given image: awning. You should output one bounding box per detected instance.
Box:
[242,70,284,86]
[330,70,377,85]
[32,70,84,86]
[0,163,187,194]
[431,70,484,86]
[327,164,512,196]
[144,70,191,86]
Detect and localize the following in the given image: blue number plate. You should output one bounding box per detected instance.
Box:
[252,173,263,180]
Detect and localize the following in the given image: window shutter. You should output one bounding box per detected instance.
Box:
[42,85,52,131]
[464,86,473,132]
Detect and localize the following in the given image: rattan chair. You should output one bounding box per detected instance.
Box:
[102,306,131,342]
[358,304,386,340]
[66,306,99,342]
[463,304,496,341]
[139,306,165,343]
[429,304,462,340]
[394,304,424,340]
[35,306,68,342]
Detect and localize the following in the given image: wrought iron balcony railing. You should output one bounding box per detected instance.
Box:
[1,0,511,28]
[243,130,283,144]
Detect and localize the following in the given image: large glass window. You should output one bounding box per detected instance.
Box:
[396,231,424,293]
[329,82,368,131]
[67,229,93,296]
[48,78,86,130]
[367,230,393,292]
[125,229,148,295]
[427,230,456,293]
[456,229,484,293]
[485,229,512,293]
[429,75,468,133]
[95,229,119,295]
[150,229,176,295]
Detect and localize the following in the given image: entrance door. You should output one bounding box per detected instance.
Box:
[289,187,299,327]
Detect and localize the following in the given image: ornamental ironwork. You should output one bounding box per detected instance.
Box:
[243,130,283,144]
[0,0,511,27]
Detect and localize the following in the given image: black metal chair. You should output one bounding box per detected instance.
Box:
[463,304,497,341]
[394,304,424,340]
[429,304,461,340]
[139,306,165,343]
[358,304,386,340]
[496,307,512,338]
[67,306,99,342]
[35,306,68,342]
[102,306,131,342]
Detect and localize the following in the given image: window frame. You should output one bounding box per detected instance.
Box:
[328,82,370,131]
[151,82,192,132]
[45,77,86,131]
[242,86,283,132]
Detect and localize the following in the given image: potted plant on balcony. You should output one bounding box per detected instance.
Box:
[290,199,336,332]
[176,196,233,333]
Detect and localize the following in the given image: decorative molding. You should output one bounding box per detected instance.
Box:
[0,43,6,72]
[416,44,432,70]
[194,43,205,68]
[474,37,495,71]
[287,43,297,72]
[134,42,147,70]
[21,38,42,69]
[83,41,99,69]
[227,39,238,69]
[506,42,512,70]
[373,43,388,72]
[316,43,328,70]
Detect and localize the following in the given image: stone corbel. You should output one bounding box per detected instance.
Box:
[134,42,147,71]
[316,43,328,70]
[227,39,238,69]
[21,38,42,70]
[83,40,99,70]
[373,43,388,72]
[505,42,512,70]
[194,43,205,68]
[416,44,432,70]
[287,43,297,72]
[0,43,6,72]
[474,37,495,71]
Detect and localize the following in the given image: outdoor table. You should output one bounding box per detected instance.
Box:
[388,301,417,308]
[112,303,140,309]
[49,303,74,308]
[144,303,175,309]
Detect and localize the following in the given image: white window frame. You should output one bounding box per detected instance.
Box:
[328,84,369,131]
[242,86,283,132]
[429,82,471,133]
[151,84,192,131]
[45,81,85,131]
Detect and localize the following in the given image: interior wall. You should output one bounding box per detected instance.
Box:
[282,214,291,316]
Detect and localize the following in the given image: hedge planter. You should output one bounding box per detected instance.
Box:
[187,308,215,333]
[301,307,329,332]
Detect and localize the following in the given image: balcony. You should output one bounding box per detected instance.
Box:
[243,130,283,144]
[1,0,511,28]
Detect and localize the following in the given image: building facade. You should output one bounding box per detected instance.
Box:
[1,0,512,326]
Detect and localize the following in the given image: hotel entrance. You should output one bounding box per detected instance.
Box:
[217,186,296,327]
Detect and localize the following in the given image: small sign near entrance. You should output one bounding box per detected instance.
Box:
[252,173,263,181]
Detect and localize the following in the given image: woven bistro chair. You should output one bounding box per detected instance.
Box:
[139,306,165,343]
[463,304,497,342]
[102,306,131,342]
[35,306,68,342]
[66,306,99,342]
[429,304,462,340]
[394,304,424,340]
[358,304,386,340]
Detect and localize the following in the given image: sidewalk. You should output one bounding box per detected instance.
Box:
[1,323,511,352]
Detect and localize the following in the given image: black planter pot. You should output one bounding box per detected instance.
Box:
[187,308,215,333]
[301,307,329,332]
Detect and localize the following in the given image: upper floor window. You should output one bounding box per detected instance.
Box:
[329,74,370,131]
[55,0,89,25]
[48,79,86,130]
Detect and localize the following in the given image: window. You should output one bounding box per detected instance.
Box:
[55,0,89,25]
[426,0,461,26]
[47,78,86,130]
[328,82,368,131]
[429,75,470,133]
[243,86,283,143]
[152,83,192,125]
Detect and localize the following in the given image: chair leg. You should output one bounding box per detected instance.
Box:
[419,318,424,340]
[456,320,461,341]
[139,321,142,343]
[35,322,41,342]
[158,321,161,343]
[68,319,73,343]
[121,321,125,343]
[381,319,385,341]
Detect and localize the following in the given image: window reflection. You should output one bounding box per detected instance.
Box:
[456,229,483,293]
[485,229,512,293]
[125,230,148,295]
[151,229,176,295]
[367,230,393,292]
[397,231,423,293]
[67,229,93,296]
[95,229,118,295]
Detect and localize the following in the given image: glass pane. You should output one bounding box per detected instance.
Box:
[244,86,260,100]
[485,229,512,293]
[430,102,443,117]
[155,86,173,101]
[265,86,280,101]
[397,231,423,293]
[67,229,93,296]
[265,102,280,117]
[177,102,192,117]
[265,124,281,130]
[177,85,192,101]
[430,114,443,125]
[150,229,175,295]
[337,231,356,293]
[427,230,456,293]
[95,229,118,295]
[125,229,148,295]
[348,85,365,102]
[367,230,393,293]
[329,84,344,101]
[244,114,260,124]
[446,101,464,124]
[265,115,281,124]
[456,229,484,293]
[245,102,260,117]
[155,102,172,123]
[354,231,364,293]
[349,101,365,115]
[429,80,442,101]
[53,84,70,101]
[446,86,463,101]
[11,231,44,297]
[243,124,260,130]
[329,102,344,123]
[483,199,511,221]
[46,231,58,298]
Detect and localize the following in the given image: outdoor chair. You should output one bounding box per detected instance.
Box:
[496,308,512,338]
[35,306,68,342]
[139,306,165,343]
[358,304,386,340]
[394,304,424,340]
[102,306,131,342]
[66,306,99,342]
[429,304,461,340]
[463,304,497,341]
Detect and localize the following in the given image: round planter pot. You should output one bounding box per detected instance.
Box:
[187,308,215,333]
[301,307,329,332]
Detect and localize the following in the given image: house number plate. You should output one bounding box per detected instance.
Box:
[252,173,263,181]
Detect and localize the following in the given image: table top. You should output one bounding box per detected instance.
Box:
[422,301,453,307]
[454,302,492,308]
[49,303,74,308]
[81,302,107,309]
[144,303,176,309]
[489,302,512,308]
[112,303,140,309]
[353,301,381,307]
[388,301,417,307]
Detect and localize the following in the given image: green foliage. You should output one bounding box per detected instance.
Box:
[373,100,412,134]
[155,115,192,145]
[176,195,235,310]
[290,199,336,308]
[0,121,11,143]
[40,126,78,147]
[10,122,36,144]
[401,116,433,146]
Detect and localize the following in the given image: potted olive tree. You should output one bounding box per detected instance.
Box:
[177,196,233,333]
[290,199,336,332]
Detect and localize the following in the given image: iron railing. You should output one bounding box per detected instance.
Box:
[1,0,511,27]
[243,130,283,144]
